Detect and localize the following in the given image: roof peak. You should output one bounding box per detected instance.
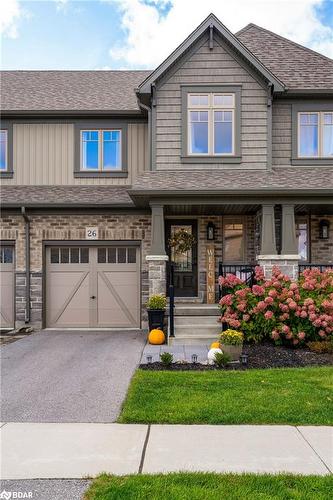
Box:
[237,23,333,63]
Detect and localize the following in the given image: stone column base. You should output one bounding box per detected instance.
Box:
[257,254,300,280]
[146,255,169,296]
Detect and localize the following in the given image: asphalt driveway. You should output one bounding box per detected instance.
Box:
[0,330,145,423]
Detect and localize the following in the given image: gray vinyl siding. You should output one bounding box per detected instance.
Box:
[155,34,268,170]
[1,122,148,185]
[272,102,292,166]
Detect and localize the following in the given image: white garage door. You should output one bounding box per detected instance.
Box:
[0,245,14,329]
[46,245,140,328]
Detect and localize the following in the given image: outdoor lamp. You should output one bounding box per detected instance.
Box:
[241,354,248,365]
[146,355,152,364]
[207,222,215,241]
[319,219,330,240]
[191,354,198,363]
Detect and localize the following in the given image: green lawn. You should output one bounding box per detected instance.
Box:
[118,366,333,425]
[84,473,333,500]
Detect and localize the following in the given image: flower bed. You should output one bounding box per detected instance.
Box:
[219,266,333,346]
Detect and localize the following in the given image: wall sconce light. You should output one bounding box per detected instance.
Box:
[319,219,330,240]
[207,222,215,241]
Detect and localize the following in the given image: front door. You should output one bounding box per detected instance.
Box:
[166,220,198,297]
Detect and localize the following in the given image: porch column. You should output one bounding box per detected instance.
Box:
[146,203,168,298]
[258,204,277,278]
[281,204,298,255]
[260,204,277,255]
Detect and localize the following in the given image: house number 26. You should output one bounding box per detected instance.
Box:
[86,227,99,240]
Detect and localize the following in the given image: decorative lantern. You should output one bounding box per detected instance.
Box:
[207,222,215,241]
[319,219,330,240]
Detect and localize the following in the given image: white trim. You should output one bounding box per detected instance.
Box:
[187,92,235,156]
[258,255,300,260]
[80,129,122,171]
[297,111,333,159]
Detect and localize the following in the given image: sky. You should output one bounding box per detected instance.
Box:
[1,0,333,70]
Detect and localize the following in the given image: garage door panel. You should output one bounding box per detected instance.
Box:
[46,245,140,328]
[97,271,139,327]
[0,247,14,329]
[47,271,90,327]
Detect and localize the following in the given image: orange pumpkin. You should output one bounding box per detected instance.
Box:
[210,341,221,349]
[148,328,165,345]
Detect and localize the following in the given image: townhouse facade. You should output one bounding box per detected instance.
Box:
[1,14,332,334]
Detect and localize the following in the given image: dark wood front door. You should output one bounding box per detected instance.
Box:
[166,219,198,297]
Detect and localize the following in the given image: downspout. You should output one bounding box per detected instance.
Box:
[21,207,31,324]
[267,82,273,170]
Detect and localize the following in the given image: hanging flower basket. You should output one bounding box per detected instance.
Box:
[168,229,196,254]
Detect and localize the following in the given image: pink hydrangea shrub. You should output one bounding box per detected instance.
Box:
[218,266,333,346]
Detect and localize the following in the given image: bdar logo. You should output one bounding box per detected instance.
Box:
[0,491,12,500]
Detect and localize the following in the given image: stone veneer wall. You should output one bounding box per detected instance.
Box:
[310,215,333,264]
[0,214,151,328]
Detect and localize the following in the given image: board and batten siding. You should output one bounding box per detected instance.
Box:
[155,34,268,170]
[272,102,292,166]
[1,122,148,185]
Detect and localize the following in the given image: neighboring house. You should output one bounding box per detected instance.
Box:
[0,14,332,339]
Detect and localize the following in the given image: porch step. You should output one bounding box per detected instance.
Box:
[169,312,222,345]
[171,304,220,317]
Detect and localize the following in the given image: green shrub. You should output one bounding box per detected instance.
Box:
[146,294,167,310]
[214,352,231,367]
[160,352,173,365]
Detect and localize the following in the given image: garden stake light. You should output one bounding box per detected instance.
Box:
[146,355,152,364]
[191,354,198,363]
[241,354,248,365]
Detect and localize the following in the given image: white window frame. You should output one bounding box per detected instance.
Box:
[80,129,122,171]
[0,129,8,171]
[187,93,235,156]
[297,111,333,158]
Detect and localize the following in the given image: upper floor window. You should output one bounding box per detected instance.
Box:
[298,112,333,158]
[188,93,234,156]
[0,130,8,171]
[81,129,121,171]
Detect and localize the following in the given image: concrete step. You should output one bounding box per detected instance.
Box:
[171,304,220,317]
[174,315,221,326]
[169,334,218,346]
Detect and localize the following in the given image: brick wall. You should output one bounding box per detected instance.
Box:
[310,215,333,264]
[1,213,152,328]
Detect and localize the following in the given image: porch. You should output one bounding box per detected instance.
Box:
[144,199,332,342]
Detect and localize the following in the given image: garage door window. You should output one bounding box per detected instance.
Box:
[0,246,13,263]
[97,247,137,264]
[50,247,89,264]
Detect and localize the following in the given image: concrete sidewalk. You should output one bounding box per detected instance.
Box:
[0,423,332,479]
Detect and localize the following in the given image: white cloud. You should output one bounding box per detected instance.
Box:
[0,0,24,38]
[106,0,333,68]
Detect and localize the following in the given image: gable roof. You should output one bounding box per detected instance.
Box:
[138,13,285,94]
[0,70,151,113]
[237,24,333,90]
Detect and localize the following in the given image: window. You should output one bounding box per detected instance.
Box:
[296,221,308,262]
[298,112,333,158]
[81,130,121,171]
[50,247,89,264]
[0,130,8,171]
[223,221,244,263]
[97,247,137,264]
[0,246,13,263]
[188,93,234,156]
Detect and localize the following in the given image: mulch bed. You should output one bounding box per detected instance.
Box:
[140,343,333,371]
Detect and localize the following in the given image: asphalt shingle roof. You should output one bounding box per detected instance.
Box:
[236,24,333,90]
[1,24,332,112]
[131,168,333,192]
[0,186,133,206]
[0,70,151,112]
